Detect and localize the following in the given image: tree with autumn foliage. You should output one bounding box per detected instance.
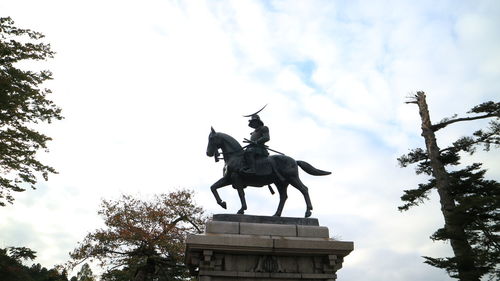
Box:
[69,189,207,281]
[399,92,499,281]
[0,17,63,206]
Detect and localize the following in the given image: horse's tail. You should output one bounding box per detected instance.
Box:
[297,160,331,176]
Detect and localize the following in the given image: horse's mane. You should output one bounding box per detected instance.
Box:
[217,132,242,150]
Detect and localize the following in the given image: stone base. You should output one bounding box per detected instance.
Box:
[185,214,353,281]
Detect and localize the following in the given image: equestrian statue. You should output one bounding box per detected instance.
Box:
[206,105,331,218]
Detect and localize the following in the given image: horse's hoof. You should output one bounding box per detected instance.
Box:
[218,201,227,209]
[305,210,312,218]
[237,210,245,215]
[273,213,281,217]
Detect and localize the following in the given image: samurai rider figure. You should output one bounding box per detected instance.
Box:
[243,106,270,174]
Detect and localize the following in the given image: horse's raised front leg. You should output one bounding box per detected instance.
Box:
[236,187,247,214]
[211,176,230,209]
[273,182,288,217]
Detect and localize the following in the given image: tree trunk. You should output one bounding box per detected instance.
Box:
[133,269,146,281]
[415,92,479,281]
[133,264,152,281]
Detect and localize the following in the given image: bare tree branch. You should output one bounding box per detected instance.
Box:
[432,113,499,132]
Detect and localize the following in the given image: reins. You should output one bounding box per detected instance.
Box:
[212,139,247,162]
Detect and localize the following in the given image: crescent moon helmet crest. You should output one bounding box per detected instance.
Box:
[243,104,267,117]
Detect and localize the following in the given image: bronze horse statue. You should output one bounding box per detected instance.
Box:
[206,127,331,217]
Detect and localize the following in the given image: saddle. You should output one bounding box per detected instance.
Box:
[253,157,273,176]
[239,156,274,176]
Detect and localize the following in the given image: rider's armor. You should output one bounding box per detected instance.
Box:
[244,115,269,174]
[248,126,270,156]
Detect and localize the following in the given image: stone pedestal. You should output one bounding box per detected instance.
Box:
[185,214,353,281]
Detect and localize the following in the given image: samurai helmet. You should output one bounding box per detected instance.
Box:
[249,114,263,126]
[244,104,267,127]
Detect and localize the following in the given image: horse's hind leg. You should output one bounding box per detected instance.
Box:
[289,176,313,218]
[211,177,230,209]
[273,182,289,217]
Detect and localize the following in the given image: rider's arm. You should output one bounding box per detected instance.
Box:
[256,126,270,144]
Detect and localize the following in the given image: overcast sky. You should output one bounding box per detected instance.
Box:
[1,1,500,280]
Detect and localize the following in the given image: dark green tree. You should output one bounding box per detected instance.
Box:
[0,17,63,206]
[74,263,94,281]
[0,247,36,281]
[69,189,207,281]
[100,268,132,281]
[0,246,68,281]
[399,92,499,281]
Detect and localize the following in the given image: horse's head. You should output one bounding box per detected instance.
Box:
[206,128,242,161]
[206,127,221,157]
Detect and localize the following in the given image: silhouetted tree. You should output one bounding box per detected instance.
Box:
[69,189,207,281]
[399,91,499,281]
[74,263,94,281]
[0,247,36,281]
[0,17,63,206]
[0,246,68,281]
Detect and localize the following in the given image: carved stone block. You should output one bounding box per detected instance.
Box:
[240,222,296,236]
[185,214,353,281]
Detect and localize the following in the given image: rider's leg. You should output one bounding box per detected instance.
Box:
[243,150,256,173]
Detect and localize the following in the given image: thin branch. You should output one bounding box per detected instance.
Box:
[68,256,90,270]
[184,217,203,234]
[432,113,499,132]
[151,215,188,241]
[439,147,456,154]
[472,222,500,251]
[405,95,418,104]
[439,130,498,154]
[107,262,127,271]
[170,216,186,225]
[105,249,135,256]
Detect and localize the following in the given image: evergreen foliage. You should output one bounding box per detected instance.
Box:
[75,263,95,281]
[399,92,499,280]
[0,17,63,206]
[0,247,69,281]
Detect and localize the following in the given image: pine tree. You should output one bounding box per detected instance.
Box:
[399,92,499,281]
[0,247,69,281]
[75,263,95,281]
